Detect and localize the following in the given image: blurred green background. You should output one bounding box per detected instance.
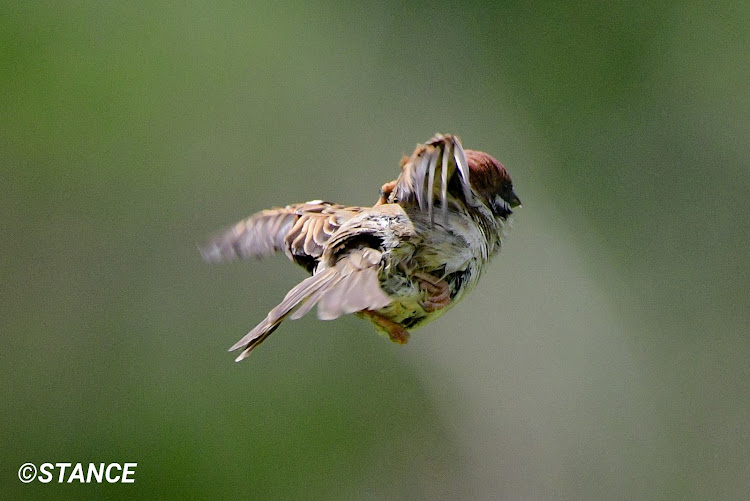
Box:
[3,1,749,499]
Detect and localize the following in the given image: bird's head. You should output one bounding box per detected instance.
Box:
[465,150,521,219]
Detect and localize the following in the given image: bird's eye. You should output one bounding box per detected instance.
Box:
[500,181,512,197]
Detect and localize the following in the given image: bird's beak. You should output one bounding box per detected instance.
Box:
[508,191,522,209]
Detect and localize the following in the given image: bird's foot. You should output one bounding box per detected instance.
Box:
[359,309,410,344]
[415,272,451,312]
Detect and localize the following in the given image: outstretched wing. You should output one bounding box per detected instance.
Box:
[199,201,362,272]
[229,203,415,361]
[388,134,475,223]
[229,247,391,361]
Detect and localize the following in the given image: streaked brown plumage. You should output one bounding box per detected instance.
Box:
[201,134,520,361]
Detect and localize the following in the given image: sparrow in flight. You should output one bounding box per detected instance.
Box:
[201,134,521,361]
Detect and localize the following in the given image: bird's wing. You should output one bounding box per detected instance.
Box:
[199,201,362,271]
[388,134,475,223]
[229,203,415,361]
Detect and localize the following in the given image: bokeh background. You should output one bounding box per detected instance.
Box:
[3,1,749,499]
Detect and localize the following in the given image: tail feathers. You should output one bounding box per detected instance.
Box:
[230,249,392,361]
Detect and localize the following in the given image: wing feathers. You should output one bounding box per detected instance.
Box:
[317,249,391,320]
[199,209,297,263]
[426,148,438,223]
[201,202,362,267]
[451,136,473,203]
[390,133,474,222]
[230,268,337,361]
[440,141,450,221]
[230,248,391,360]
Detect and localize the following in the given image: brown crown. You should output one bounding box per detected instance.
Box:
[465,150,512,197]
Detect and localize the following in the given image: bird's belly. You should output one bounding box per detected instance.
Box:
[372,213,491,331]
[376,293,444,330]
[375,261,480,331]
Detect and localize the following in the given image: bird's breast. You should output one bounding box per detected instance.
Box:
[410,210,493,275]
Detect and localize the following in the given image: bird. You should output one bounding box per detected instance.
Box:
[200,134,521,361]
